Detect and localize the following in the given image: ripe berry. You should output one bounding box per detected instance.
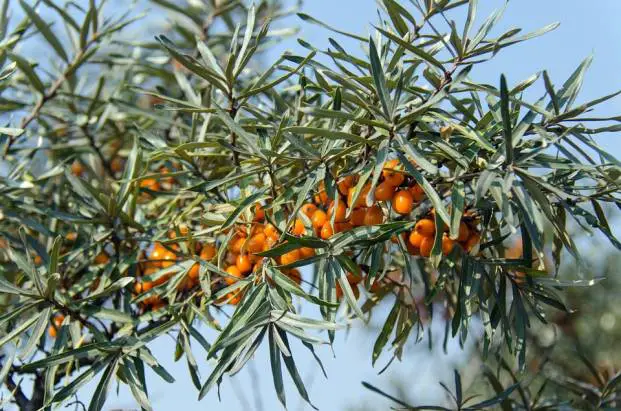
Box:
[374,181,395,202]
[415,218,435,237]
[392,190,414,215]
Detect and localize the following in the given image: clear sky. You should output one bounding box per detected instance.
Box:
[15,1,621,410]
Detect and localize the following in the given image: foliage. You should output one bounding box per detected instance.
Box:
[0,0,619,409]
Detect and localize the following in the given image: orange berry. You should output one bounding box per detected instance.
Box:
[224,265,243,285]
[408,230,424,248]
[48,314,65,337]
[363,205,384,226]
[229,236,247,254]
[382,159,404,186]
[392,190,414,215]
[33,255,43,266]
[374,181,395,202]
[347,184,371,209]
[327,201,347,223]
[290,218,306,236]
[71,160,85,176]
[334,221,354,233]
[246,233,267,254]
[442,235,456,256]
[409,183,425,202]
[140,178,160,192]
[314,182,329,205]
[65,231,78,242]
[420,236,434,257]
[336,282,360,300]
[320,222,334,239]
[94,251,110,265]
[337,175,356,195]
[110,156,125,173]
[154,273,172,286]
[280,249,301,266]
[301,203,318,218]
[236,254,253,274]
[406,241,420,255]
[264,224,279,240]
[160,250,177,268]
[346,271,363,284]
[253,203,265,222]
[457,222,470,242]
[299,247,315,259]
[415,218,436,237]
[200,244,216,260]
[351,207,367,226]
[287,269,302,285]
[311,210,328,230]
[188,263,200,280]
[227,291,243,305]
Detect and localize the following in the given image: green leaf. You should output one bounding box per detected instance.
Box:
[284,126,369,144]
[277,329,318,410]
[88,356,119,411]
[19,0,69,62]
[20,306,52,360]
[51,357,111,405]
[269,325,287,408]
[369,37,391,119]
[375,27,445,71]
[297,13,366,41]
[0,313,39,349]
[500,74,513,165]
[372,298,400,365]
[233,4,256,78]
[7,52,45,94]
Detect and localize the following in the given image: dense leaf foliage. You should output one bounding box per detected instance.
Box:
[0,0,619,409]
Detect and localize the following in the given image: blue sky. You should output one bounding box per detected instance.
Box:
[10,1,621,410]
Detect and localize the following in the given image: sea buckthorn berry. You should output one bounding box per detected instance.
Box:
[301,203,318,218]
[415,218,436,237]
[200,244,216,260]
[347,184,371,209]
[228,235,246,254]
[409,183,425,202]
[363,205,384,226]
[374,181,395,202]
[346,271,363,284]
[48,314,65,338]
[110,156,125,173]
[291,218,306,236]
[253,203,265,221]
[350,207,367,226]
[227,291,243,305]
[160,250,177,268]
[188,263,200,280]
[336,282,360,300]
[382,159,404,186]
[280,249,301,266]
[420,236,434,257]
[457,222,470,242]
[442,235,456,256]
[337,175,357,195]
[406,241,420,255]
[408,230,425,248]
[311,209,328,230]
[140,178,160,192]
[314,182,329,205]
[327,201,347,223]
[236,254,253,274]
[246,233,267,254]
[94,251,110,265]
[335,221,354,233]
[320,222,334,239]
[224,266,243,285]
[287,269,302,285]
[264,224,279,240]
[65,231,78,242]
[299,247,315,259]
[71,160,85,176]
[392,190,414,215]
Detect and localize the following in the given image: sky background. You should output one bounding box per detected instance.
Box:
[6,0,621,409]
